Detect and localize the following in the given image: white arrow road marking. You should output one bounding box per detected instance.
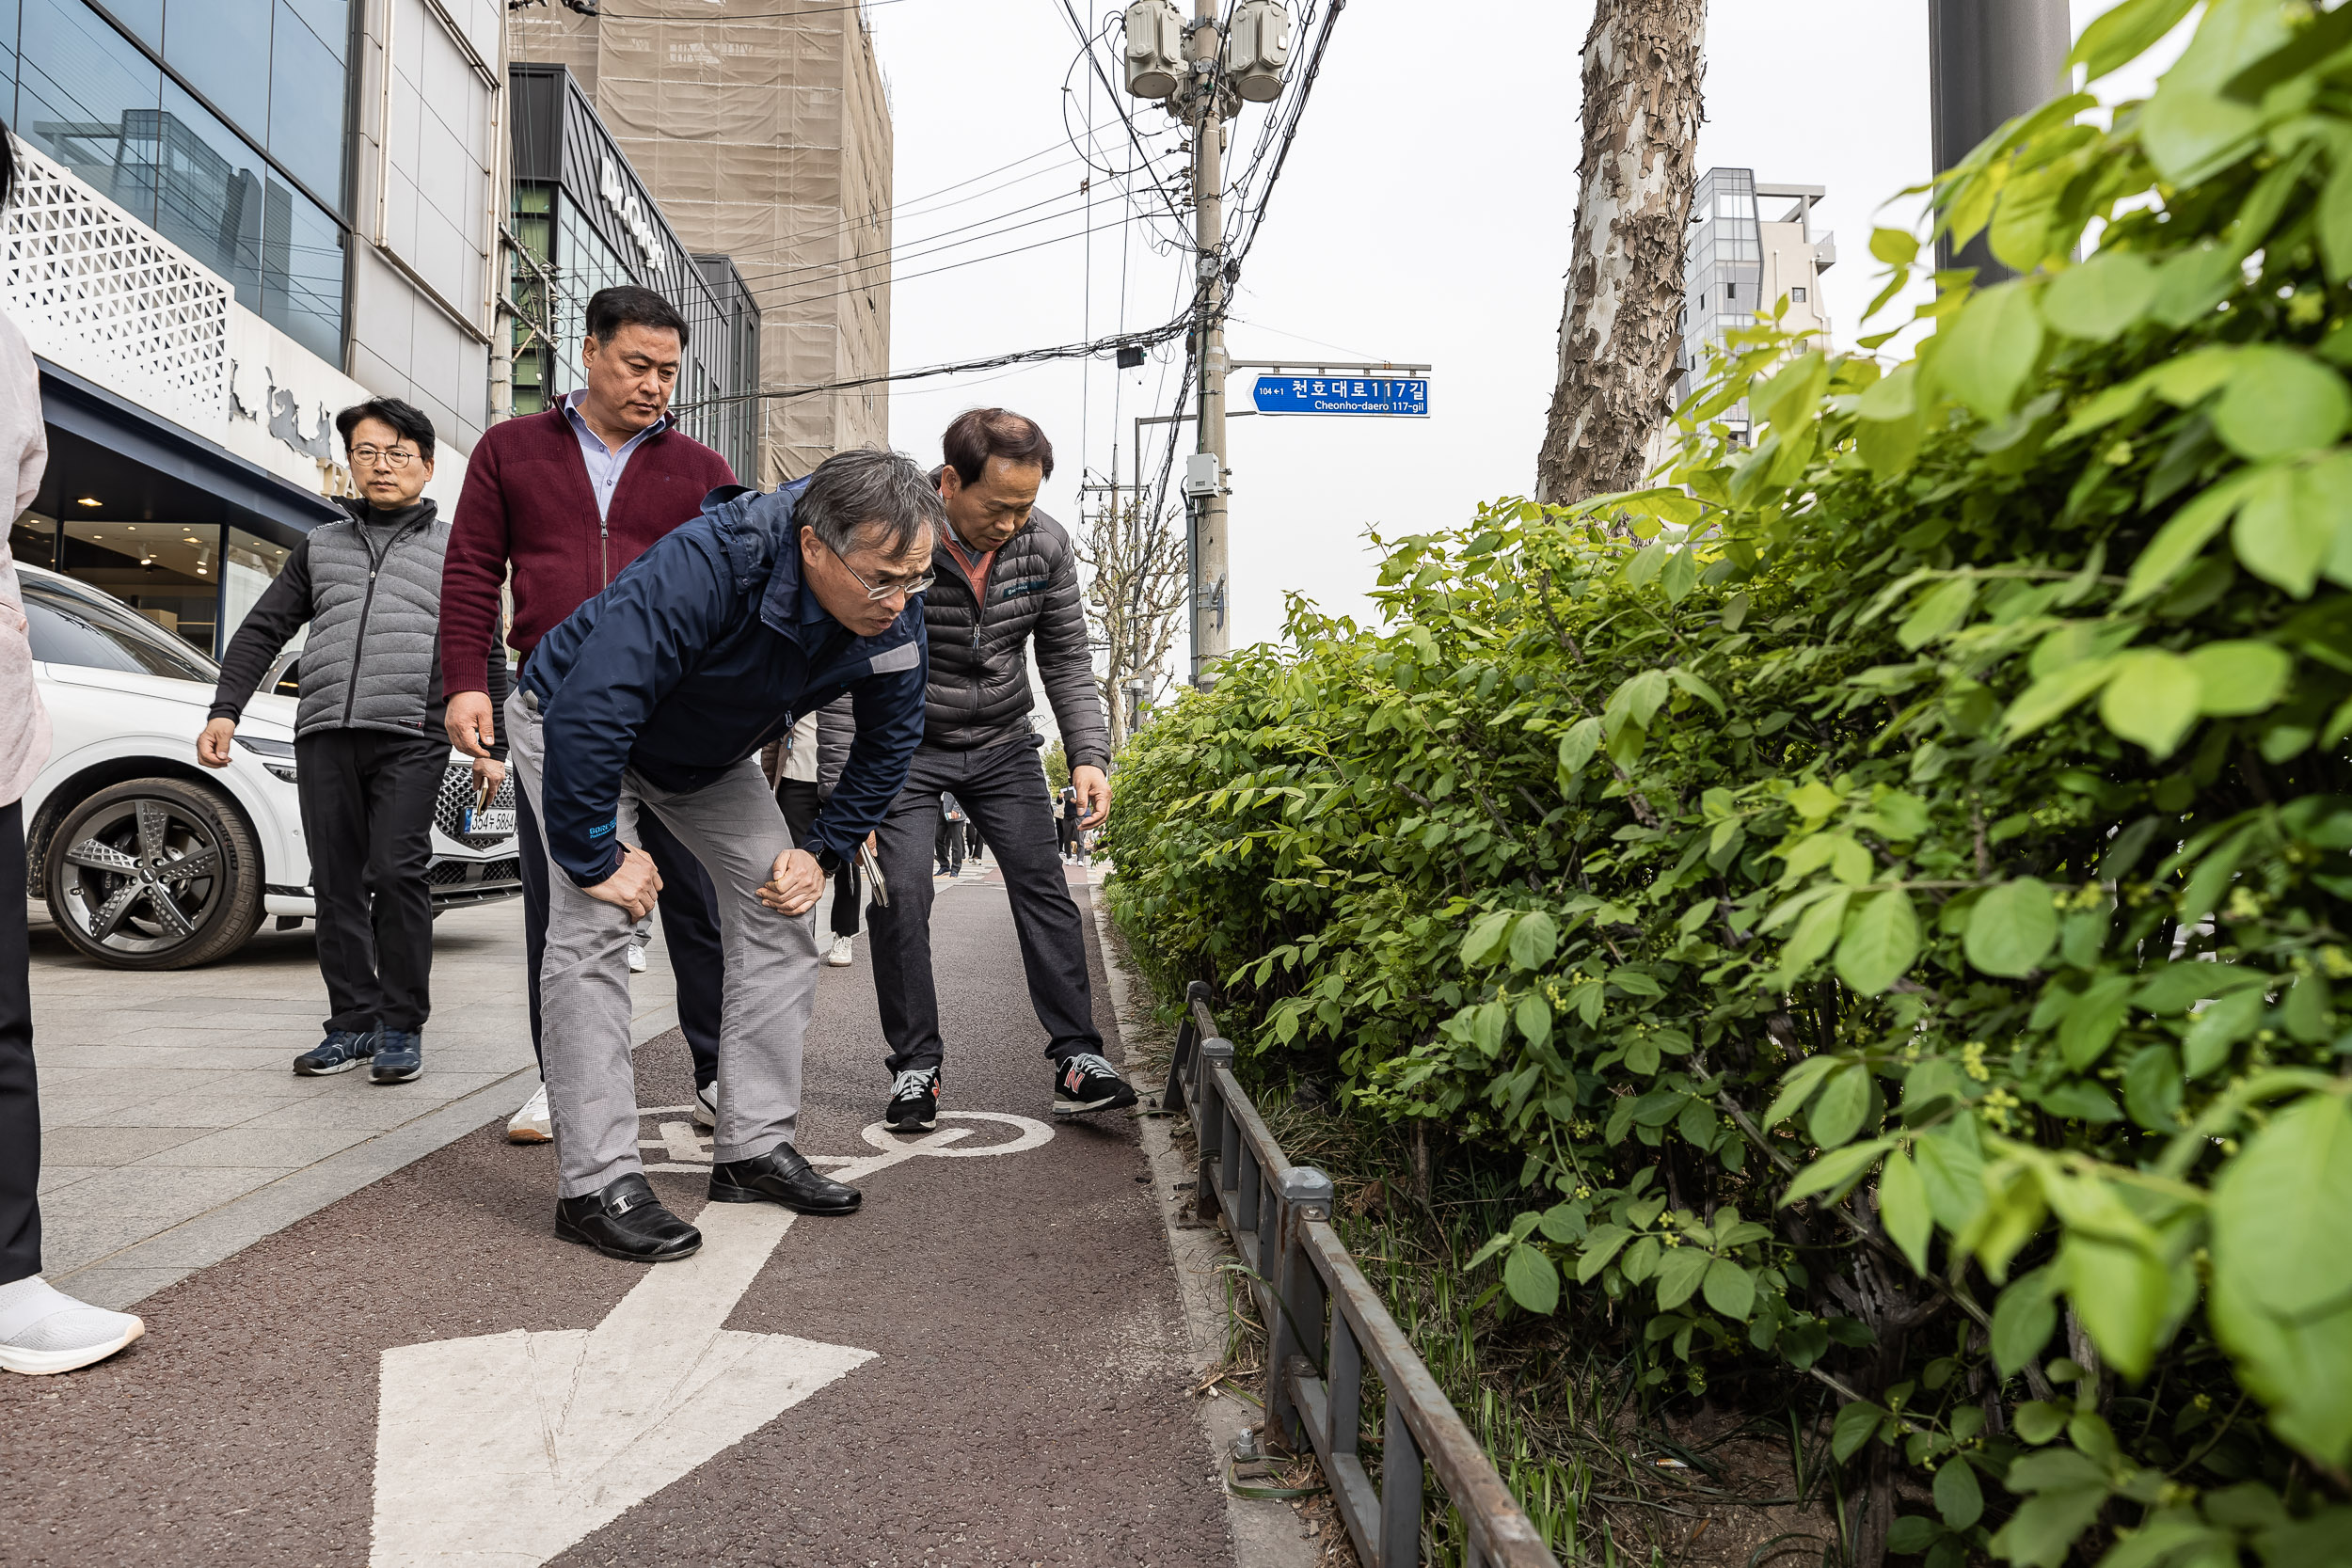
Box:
[369,1113,1053,1568]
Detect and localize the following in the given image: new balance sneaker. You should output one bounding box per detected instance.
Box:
[294,1025,378,1076]
[885,1067,940,1132]
[1053,1052,1137,1117]
[371,1029,423,1084]
[0,1276,145,1376]
[508,1081,552,1144]
[826,935,855,967]
[693,1080,720,1130]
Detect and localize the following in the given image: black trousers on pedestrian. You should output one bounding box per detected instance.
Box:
[935,815,963,876]
[1,800,41,1286]
[773,779,861,940]
[964,820,984,861]
[294,729,445,1035]
[868,739,1103,1074]
[516,788,723,1088]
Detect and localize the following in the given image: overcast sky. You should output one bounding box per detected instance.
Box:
[859,1,2183,679]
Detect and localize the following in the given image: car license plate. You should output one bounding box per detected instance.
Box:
[465,808,516,836]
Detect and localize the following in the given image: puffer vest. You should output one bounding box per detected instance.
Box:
[294,499,452,738]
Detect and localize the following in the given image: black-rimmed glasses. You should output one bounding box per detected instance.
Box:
[815,532,933,601]
[350,445,419,469]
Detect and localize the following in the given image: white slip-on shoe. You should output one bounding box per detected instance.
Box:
[507,1081,552,1144]
[0,1277,145,1376]
[827,936,854,967]
[626,944,648,974]
[693,1080,720,1129]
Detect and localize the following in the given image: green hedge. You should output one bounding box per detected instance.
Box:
[1106,5,2352,1564]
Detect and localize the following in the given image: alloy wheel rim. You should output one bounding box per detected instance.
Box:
[56,798,227,957]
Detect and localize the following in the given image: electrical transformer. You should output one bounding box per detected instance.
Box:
[1122,1,1184,100]
[1224,0,1292,103]
[1183,451,1222,498]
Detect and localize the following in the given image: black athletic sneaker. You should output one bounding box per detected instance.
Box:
[1053,1053,1137,1117]
[885,1067,941,1132]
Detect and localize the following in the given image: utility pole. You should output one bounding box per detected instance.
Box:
[1927,0,2071,281]
[1185,0,1231,687]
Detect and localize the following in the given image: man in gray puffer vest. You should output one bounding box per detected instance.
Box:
[199,399,504,1084]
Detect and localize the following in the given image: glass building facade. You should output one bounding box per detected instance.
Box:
[1673,167,1763,434]
[0,0,354,364]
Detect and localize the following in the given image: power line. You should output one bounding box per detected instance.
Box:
[560,0,919,19]
[744,211,1140,312]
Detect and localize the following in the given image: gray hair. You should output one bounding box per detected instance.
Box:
[797,448,943,561]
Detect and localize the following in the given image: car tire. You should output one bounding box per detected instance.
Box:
[42,777,267,970]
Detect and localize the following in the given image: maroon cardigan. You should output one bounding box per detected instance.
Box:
[439,407,736,697]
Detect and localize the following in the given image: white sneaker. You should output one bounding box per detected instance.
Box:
[693,1080,719,1129]
[827,936,855,967]
[627,943,648,974]
[0,1277,145,1376]
[507,1081,552,1144]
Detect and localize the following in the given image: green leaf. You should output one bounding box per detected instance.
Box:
[1990,1484,2110,1568]
[1514,993,1553,1048]
[1508,911,1560,971]
[2234,463,2335,598]
[2004,656,2119,739]
[2071,0,2198,80]
[1779,887,1851,978]
[2134,960,2268,1014]
[1654,1244,1710,1311]
[1462,911,1515,967]
[1702,1257,1756,1321]
[2137,0,2291,186]
[2013,1400,2067,1446]
[2060,973,2137,1069]
[1783,1137,1894,1206]
[1869,228,1920,266]
[1765,1053,1841,1129]
[1937,282,2046,421]
[2183,985,2265,1078]
[2213,1093,2352,1325]
[2212,348,2352,461]
[2040,250,2161,342]
[1557,716,1603,780]
[1934,1455,1985,1530]
[1992,1267,2060,1378]
[2120,467,2264,607]
[2188,640,2293,716]
[1503,1242,1560,1315]
[1898,577,1977,651]
[1836,889,1920,997]
[1915,1118,1988,1232]
[1809,1062,1874,1149]
[1831,1400,1886,1464]
[2062,1232,2171,1381]
[1966,877,2058,977]
[1576,1224,1631,1284]
[2099,648,2203,758]
[1880,1148,1933,1275]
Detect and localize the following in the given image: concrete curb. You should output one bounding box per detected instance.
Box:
[53,1003,684,1310]
[1088,879,1322,1568]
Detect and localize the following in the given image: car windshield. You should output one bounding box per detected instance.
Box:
[23,580,219,684]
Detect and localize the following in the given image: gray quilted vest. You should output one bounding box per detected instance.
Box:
[293,499,451,738]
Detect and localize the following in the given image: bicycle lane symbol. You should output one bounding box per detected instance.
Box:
[368,1112,1055,1568]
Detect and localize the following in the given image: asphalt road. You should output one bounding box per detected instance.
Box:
[0,873,1233,1568]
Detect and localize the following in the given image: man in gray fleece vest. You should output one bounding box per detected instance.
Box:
[199,399,504,1084]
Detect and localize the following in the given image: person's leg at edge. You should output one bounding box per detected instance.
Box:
[0,800,146,1372]
[358,730,446,1081]
[637,811,723,1093]
[294,731,387,1056]
[961,742,1106,1062]
[506,783,555,1141]
[866,754,955,1076]
[507,693,643,1198]
[832,856,861,939]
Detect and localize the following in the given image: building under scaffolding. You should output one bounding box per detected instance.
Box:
[513,0,893,483]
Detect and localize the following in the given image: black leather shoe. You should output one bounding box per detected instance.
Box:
[554,1173,703,1262]
[708,1143,862,1215]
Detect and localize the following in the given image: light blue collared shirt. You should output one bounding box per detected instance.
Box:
[562,388,673,522]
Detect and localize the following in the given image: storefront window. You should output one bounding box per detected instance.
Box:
[9,510,56,571]
[58,517,220,653]
[17,0,165,220]
[550,192,635,404]
[265,0,346,208]
[221,526,292,658]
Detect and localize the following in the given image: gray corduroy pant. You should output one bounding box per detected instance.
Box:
[507,691,819,1198]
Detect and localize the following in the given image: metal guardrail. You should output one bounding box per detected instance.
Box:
[1161,981,1561,1568]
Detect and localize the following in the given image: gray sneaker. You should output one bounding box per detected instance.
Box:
[0,1276,146,1376]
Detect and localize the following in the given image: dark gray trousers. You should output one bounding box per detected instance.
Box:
[1,801,40,1285]
[867,739,1101,1074]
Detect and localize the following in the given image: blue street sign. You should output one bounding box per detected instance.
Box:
[1250,373,1428,417]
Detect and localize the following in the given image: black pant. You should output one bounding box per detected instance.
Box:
[516,787,723,1088]
[869,739,1102,1073]
[935,814,964,876]
[773,779,861,939]
[1,800,40,1286]
[965,821,984,861]
[295,729,444,1034]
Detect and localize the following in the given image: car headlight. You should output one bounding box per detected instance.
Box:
[263,763,299,784]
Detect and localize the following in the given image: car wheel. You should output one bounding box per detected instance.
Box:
[43,778,266,970]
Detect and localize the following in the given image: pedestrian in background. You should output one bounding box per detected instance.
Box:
[439,286,736,1144]
[1057,784,1080,862]
[964,813,984,868]
[856,408,1133,1135]
[936,792,966,877]
[0,123,148,1372]
[510,450,936,1261]
[769,700,863,969]
[200,399,499,1085]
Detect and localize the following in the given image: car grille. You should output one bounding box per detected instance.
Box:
[436,761,518,849]
[428,857,522,889]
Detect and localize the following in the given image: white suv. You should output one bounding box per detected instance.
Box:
[18,564,521,970]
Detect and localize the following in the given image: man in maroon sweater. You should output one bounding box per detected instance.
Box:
[439,286,739,1143]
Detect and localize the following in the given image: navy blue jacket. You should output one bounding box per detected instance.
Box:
[520,477,929,888]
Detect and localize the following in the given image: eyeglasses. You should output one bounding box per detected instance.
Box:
[815,532,933,601]
[350,445,419,469]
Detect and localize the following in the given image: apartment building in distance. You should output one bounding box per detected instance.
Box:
[512,0,893,483]
[1672,166,1838,440]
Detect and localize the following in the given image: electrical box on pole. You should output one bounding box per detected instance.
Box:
[1225,0,1293,103]
[1122,1,1185,99]
[1182,451,1221,499]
